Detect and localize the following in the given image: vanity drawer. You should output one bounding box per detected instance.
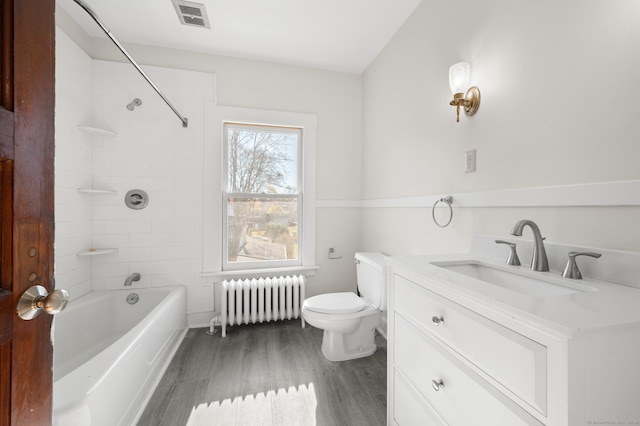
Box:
[393,371,445,426]
[395,314,544,426]
[394,274,547,415]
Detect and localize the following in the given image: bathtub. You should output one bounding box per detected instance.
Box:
[53,286,187,426]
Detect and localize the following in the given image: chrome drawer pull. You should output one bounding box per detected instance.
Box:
[432,378,445,391]
[432,315,444,326]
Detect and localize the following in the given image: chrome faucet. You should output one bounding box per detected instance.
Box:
[495,240,521,266]
[562,252,601,279]
[124,272,141,286]
[510,220,549,272]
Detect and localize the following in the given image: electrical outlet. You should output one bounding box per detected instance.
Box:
[464,149,476,173]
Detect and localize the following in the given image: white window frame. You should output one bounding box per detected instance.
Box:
[222,123,303,271]
[203,104,316,277]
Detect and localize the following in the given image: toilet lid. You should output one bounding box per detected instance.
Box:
[304,292,366,315]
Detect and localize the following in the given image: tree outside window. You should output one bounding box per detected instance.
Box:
[223,123,302,269]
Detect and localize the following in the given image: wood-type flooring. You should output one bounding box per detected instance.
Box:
[138,320,387,426]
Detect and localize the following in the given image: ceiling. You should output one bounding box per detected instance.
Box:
[56,0,423,74]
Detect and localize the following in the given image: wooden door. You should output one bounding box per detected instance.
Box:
[0,0,56,424]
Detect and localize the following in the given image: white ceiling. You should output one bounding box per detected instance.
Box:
[56,0,423,73]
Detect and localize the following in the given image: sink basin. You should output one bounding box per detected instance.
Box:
[431,260,597,297]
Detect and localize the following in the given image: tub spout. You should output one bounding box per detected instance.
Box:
[125,273,141,286]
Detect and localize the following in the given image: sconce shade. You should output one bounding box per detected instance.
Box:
[449,62,470,95]
[448,61,480,122]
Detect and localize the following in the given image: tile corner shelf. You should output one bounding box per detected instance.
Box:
[77,188,117,194]
[77,248,118,257]
[77,125,117,137]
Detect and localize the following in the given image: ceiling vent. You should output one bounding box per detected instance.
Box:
[172,0,211,29]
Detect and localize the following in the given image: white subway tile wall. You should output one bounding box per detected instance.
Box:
[56,31,216,320]
[55,28,94,301]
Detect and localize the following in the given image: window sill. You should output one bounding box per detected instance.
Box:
[201,265,319,280]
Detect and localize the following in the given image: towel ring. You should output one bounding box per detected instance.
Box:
[432,196,453,228]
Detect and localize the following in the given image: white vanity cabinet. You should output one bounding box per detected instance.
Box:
[387,256,640,426]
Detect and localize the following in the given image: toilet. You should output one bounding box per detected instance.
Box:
[302,252,386,362]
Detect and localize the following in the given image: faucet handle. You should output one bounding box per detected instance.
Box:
[495,240,521,266]
[561,251,602,279]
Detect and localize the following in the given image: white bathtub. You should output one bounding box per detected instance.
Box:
[53,286,187,426]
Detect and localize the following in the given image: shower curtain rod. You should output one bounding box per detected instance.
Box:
[72,0,189,128]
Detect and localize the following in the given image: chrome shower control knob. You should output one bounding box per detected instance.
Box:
[432,315,444,326]
[125,189,149,210]
[17,285,69,320]
[432,378,445,391]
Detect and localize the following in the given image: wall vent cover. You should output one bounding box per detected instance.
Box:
[171,0,211,29]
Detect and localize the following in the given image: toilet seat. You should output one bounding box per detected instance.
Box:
[303,292,365,315]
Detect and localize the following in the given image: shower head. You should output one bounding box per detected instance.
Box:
[126,98,142,111]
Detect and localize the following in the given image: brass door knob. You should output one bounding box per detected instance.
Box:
[17,285,69,320]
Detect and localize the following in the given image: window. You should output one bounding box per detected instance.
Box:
[222,123,303,270]
[203,104,316,276]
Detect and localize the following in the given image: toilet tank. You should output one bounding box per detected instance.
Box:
[355,252,387,311]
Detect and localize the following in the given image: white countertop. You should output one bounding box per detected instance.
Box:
[386,236,640,339]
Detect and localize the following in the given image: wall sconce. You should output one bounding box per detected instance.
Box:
[449,62,480,122]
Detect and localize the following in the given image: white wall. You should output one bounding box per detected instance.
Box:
[56,1,640,325]
[55,9,364,325]
[56,28,217,321]
[55,28,94,300]
[89,60,214,321]
[80,39,363,202]
[361,0,640,257]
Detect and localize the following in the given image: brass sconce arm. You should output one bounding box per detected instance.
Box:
[450,93,465,122]
[449,87,481,122]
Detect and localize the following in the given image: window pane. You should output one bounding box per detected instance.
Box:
[226,125,299,194]
[227,197,299,264]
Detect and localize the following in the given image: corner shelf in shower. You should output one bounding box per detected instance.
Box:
[77,188,117,194]
[77,248,119,257]
[77,126,117,137]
